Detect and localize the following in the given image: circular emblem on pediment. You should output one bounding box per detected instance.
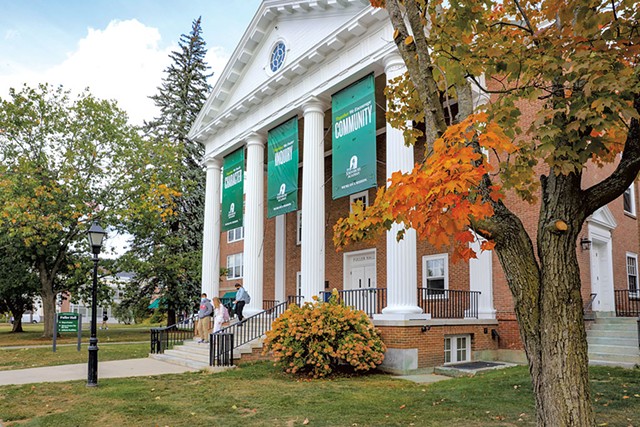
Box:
[270,41,287,72]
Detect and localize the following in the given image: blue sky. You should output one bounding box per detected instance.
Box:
[0,0,262,123]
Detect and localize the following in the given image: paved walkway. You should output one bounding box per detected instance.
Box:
[0,358,198,386]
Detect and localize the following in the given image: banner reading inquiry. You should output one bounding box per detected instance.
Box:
[267,117,299,218]
[331,73,377,199]
[221,148,244,232]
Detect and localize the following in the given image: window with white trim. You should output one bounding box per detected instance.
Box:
[423,254,448,296]
[349,190,369,212]
[296,271,302,297]
[227,226,244,243]
[296,210,302,246]
[623,184,636,216]
[444,334,471,364]
[226,253,243,279]
[627,253,638,297]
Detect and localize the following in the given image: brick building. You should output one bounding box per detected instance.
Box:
[187,0,639,372]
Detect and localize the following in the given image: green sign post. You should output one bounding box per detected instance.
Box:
[331,73,377,199]
[53,312,82,352]
[267,117,299,218]
[221,148,245,232]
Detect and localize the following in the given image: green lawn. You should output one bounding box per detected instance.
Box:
[0,343,150,371]
[0,363,638,426]
[0,323,158,347]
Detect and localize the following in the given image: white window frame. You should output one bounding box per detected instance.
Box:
[227,226,245,243]
[626,252,638,297]
[623,184,636,216]
[226,253,243,279]
[444,334,471,365]
[349,190,369,212]
[422,253,449,297]
[296,210,302,246]
[296,271,302,297]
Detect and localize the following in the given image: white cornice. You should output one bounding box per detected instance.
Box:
[188,0,384,143]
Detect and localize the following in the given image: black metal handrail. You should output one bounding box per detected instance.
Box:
[584,293,597,320]
[417,287,480,319]
[319,288,387,317]
[615,289,640,317]
[263,299,279,311]
[287,295,304,306]
[150,317,195,354]
[209,300,292,366]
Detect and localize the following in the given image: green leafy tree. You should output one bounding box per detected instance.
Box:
[121,17,212,326]
[0,83,180,338]
[0,233,39,333]
[335,0,640,424]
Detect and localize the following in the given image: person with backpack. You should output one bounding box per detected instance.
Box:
[211,297,230,333]
[196,293,213,343]
[233,283,250,323]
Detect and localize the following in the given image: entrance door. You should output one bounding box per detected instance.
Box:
[344,250,377,315]
[591,240,615,312]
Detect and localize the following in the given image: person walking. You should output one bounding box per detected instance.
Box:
[100,313,109,330]
[211,297,230,333]
[196,293,213,343]
[233,283,250,323]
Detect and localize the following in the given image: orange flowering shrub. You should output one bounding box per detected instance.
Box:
[263,291,386,378]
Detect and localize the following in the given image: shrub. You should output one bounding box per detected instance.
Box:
[263,290,386,378]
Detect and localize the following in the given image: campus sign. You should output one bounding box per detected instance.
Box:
[267,117,299,218]
[221,148,244,232]
[57,312,80,333]
[331,73,377,199]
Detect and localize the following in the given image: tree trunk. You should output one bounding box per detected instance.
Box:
[493,172,595,426]
[11,318,24,333]
[40,278,57,338]
[167,308,176,327]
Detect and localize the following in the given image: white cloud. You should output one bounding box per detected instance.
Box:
[4,29,19,40]
[0,19,233,126]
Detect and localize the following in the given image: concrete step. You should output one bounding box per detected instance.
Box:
[587,336,638,346]
[588,351,640,365]
[588,343,639,356]
[164,348,210,364]
[587,329,638,340]
[588,359,639,369]
[588,323,639,332]
[149,353,210,370]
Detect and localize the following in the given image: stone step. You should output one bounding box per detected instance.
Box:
[588,359,639,369]
[587,336,638,346]
[588,323,639,332]
[587,329,638,339]
[588,351,640,365]
[164,348,210,364]
[588,343,639,356]
[149,353,210,370]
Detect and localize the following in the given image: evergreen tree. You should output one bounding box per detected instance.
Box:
[122,17,212,326]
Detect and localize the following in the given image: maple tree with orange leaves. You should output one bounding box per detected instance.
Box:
[334,1,640,425]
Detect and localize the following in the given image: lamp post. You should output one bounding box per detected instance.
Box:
[87,222,106,387]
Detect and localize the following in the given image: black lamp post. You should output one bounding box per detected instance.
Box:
[87,222,106,387]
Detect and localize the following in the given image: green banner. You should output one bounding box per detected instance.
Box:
[331,73,377,199]
[221,148,244,232]
[267,118,299,218]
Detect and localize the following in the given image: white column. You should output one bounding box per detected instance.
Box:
[274,215,286,303]
[469,233,496,319]
[377,53,426,320]
[301,97,327,303]
[201,157,222,298]
[243,133,265,316]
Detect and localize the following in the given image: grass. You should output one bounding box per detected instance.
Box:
[0,343,150,371]
[0,363,638,426]
[0,323,156,347]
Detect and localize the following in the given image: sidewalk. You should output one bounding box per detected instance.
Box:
[0,358,198,386]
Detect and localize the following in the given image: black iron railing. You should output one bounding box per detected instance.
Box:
[417,288,480,319]
[209,300,291,366]
[150,317,195,354]
[615,289,640,317]
[287,295,304,306]
[263,299,279,311]
[584,293,597,320]
[319,288,387,317]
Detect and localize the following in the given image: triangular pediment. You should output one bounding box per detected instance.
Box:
[189,0,383,143]
[587,205,617,230]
